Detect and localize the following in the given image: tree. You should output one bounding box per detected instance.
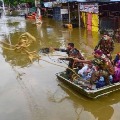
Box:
[4,0,35,6]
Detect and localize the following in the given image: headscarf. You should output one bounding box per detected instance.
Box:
[117,60,120,68]
[114,60,120,82]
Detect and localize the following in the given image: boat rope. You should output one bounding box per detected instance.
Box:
[1,33,117,82]
[39,58,80,80]
[0,32,80,80]
[0,41,14,47]
[0,44,15,51]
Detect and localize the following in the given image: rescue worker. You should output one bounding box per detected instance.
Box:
[74,50,114,86]
[94,32,114,60]
[54,43,84,79]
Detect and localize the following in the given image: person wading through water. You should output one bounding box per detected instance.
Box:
[94,32,114,60]
[53,43,84,80]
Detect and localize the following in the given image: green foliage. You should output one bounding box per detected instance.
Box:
[4,0,35,6]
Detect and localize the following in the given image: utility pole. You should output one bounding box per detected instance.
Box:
[78,2,80,28]
[35,0,41,17]
[68,2,70,24]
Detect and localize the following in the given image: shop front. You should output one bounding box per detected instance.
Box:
[78,1,120,33]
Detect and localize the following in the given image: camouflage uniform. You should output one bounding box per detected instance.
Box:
[94,37,114,58]
[90,56,113,85]
[55,48,84,79]
[55,48,84,68]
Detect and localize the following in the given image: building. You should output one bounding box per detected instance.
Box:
[43,0,120,32]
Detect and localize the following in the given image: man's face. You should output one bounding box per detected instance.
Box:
[94,53,100,58]
[103,35,108,40]
[67,45,72,50]
[103,34,110,40]
[88,64,92,68]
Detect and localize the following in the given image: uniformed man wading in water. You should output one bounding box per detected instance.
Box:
[54,43,84,79]
[94,32,114,60]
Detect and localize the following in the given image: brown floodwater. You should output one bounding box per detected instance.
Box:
[0,15,120,120]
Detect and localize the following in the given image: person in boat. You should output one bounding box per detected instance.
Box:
[113,52,120,65]
[115,29,120,43]
[78,63,96,80]
[94,32,114,60]
[74,50,114,86]
[54,43,84,79]
[113,60,120,83]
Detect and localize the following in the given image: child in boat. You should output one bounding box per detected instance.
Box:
[113,60,120,83]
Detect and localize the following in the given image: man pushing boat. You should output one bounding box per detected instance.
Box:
[53,43,84,79]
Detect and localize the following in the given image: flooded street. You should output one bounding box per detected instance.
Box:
[0,16,120,120]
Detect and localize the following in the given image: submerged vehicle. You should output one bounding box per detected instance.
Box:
[56,71,120,99]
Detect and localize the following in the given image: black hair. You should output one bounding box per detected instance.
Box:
[104,31,109,36]
[104,31,112,37]
[68,43,74,47]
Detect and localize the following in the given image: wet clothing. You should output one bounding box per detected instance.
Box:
[94,37,114,56]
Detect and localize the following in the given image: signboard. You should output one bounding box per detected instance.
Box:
[86,0,110,1]
[61,9,68,14]
[43,0,56,2]
[80,3,98,13]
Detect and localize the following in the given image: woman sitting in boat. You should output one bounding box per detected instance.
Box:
[113,52,120,65]
[113,60,120,83]
[74,50,114,87]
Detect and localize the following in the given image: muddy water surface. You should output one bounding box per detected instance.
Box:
[0,16,120,120]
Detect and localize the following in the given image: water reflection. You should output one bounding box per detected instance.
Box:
[0,16,120,120]
[58,82,117,120]
[0,16,26,40]
[110,103,120,120]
